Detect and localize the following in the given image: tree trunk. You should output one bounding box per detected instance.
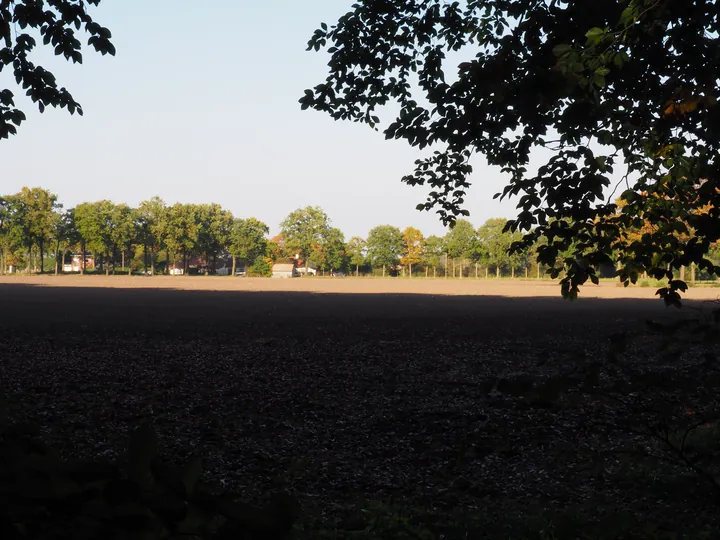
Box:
[433,267,436,278]
[691,263,696,284]
[81,244,86,274]
[121,250,125,271]
[485,267,489,278]
[382,265,386,277]
[537,263,541,279]
[525,267,528,278]
[475,263,478,278]
[679,266,686,281]
[39,240,45,274]
[232,256,237,276]
[496,266,500,278]
[55,240,60,275]
[356,264,359,277]
[511,267,515,278]
[426,267,428,278]
[409,263,412,277]
[105,255,110,276]
[26,246,32,274]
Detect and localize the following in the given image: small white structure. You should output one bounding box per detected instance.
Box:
[272,263,297,278]
[296,266,317,276]
[169,268,184,275]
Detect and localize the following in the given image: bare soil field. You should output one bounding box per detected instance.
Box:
[1,277,719,538]
[3,273,720,299]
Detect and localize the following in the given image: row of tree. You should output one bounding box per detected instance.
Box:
[0,189,269,276]
[0,187,544,278]
[5,187,717,279]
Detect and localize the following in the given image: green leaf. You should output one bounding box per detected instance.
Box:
[585,27,605,39]
[620,7,635,25]
[552,43,572,57]
[595,66,610,76]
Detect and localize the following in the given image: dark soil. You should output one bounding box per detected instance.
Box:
[1,283,718,538]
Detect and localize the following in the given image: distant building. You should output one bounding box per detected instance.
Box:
[271,263,297,278]
[64,253,94,273]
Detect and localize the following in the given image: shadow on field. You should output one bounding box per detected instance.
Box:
[0,283,692,335]
[1,283,719,537]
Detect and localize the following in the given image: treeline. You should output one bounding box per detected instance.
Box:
[0,187,548,278]
[4,187,718,279]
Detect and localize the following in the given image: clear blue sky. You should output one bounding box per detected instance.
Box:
[1,0,522,239]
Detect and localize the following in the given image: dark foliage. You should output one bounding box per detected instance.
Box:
[301,0,720,304]
[0,415,298,540]
[0,0,115,139]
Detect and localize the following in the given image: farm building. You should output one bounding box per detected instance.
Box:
[63,253,95,273]
[271,263,297,278]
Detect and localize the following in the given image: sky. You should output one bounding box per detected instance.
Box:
[1,0,524,239]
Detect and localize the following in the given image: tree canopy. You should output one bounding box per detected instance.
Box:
[280,206,331,271]
[1,0,115,140]
[301,0,720,304]
[400,226,424,276]
[346,236,367,276]
[444,219,477,262]
[366,225,403,275]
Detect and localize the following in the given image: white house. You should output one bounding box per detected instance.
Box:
[271,263,297,278]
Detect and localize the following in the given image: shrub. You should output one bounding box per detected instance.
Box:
[0,419,298,539]
[249,256,272,277]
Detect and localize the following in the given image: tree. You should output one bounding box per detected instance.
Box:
[1,1,115,140]
[0,196,22,273]
[346,236,366,277]
[8,187,61,273]
[266,235,290,262]
[477,218,512,278]
[110,204,136,274]
[366,225,402,277]
[50,208,78,275]
[195,204,233,274]
[280,206,330,274]
[74,201,117,275]
[422,235,444,278]
[302,1,720,304]
[163,203,199,273]
[314,227,346,275]
[229,218,269,275]
[400,227,424,277]
[444,219,477,278]
[137,197,166,275]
